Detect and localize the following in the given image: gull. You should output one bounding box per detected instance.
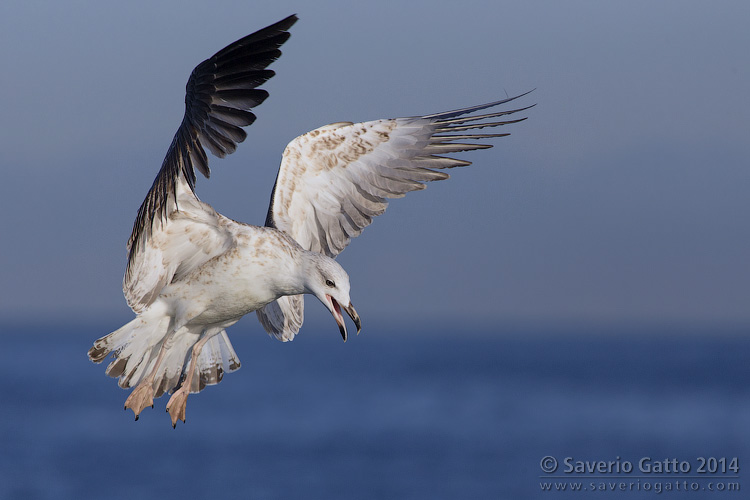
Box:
[87,14,532,427]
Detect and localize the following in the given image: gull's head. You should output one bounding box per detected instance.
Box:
[303,253,361,341]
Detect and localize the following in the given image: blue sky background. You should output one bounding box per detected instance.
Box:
[1,0,748,332]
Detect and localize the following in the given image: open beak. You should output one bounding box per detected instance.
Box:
[328,295,361,342]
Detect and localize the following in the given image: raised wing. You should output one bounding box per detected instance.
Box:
[258,93,533,338]
[266,93,532,255]
[123,15,298,312]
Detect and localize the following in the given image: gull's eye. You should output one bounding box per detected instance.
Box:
[325,279,335,287]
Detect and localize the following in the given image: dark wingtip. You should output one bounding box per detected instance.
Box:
[282,14,299,27]
[422,89,537,120]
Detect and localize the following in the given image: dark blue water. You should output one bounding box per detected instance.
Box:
[1,321,748,499]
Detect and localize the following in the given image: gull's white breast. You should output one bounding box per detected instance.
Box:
[159,224,304,325]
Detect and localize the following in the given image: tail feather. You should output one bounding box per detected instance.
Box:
[153,328,201,397]
[88,317,142,364]
[89,317,241,397]
[119,342,161,390]
[89,314,171,389]
[191,330,241,393]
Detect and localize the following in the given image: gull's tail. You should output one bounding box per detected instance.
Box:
[88,313,241,397]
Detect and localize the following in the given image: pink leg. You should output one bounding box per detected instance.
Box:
[165,331,215,428]
[123,333,175,420]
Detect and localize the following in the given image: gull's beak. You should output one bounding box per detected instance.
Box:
[328,295,361,342]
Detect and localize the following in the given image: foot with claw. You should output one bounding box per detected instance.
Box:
[166,387,190,428]
[123,382,155,421]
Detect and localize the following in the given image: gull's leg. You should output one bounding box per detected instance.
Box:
[166,330,215,428]
[123,329,176,420]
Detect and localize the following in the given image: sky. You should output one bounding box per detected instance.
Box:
[0,0,748,332]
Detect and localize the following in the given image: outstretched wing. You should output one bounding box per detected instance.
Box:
[123,15,298,312]
[257,93,533,338]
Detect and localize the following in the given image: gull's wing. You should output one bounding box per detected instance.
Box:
[123,15,298,313]
[258,93,533,339]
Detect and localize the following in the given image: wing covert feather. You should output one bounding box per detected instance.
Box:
[123,182,234,313]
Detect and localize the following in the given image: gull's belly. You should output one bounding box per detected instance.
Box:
[163,249,287,325]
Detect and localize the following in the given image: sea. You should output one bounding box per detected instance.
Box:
[1,320,748,499]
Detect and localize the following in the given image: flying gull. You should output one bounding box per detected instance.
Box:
[88,14,533,427]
